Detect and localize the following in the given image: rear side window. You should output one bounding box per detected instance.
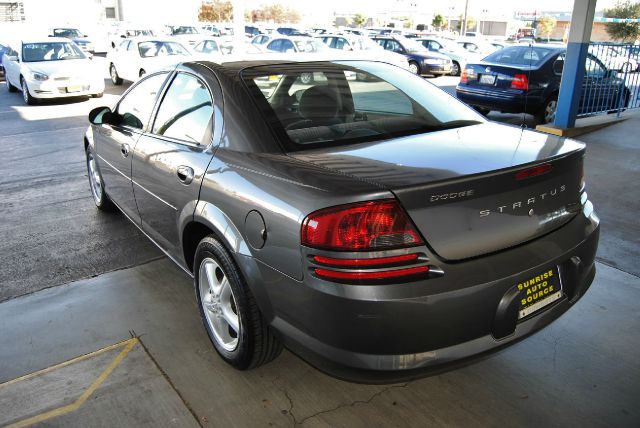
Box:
[484,46,555,66]
[152,73,213,144]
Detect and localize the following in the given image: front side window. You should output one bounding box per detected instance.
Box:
[244,61,483,150]
[116,73,168,129]
[152,73,213,144]
[22,42,85,62]
[585,56,607,77]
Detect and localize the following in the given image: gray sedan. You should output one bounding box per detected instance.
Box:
[85,60,599,382]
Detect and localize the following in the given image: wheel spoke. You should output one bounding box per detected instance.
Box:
[221,304,239,334]
[204,262,220,295]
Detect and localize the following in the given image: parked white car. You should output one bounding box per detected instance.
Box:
[2,38,104,105]
[317,34,409,70]
[167,25,203,46]
[415,37,483,76]
[192,38,226,61]
[107,37,192,84]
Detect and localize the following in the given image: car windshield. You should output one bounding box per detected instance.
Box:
[173,26,198,35]
[243,61,483,150]
[293,40,327,53]
[22,42,85,62]
[138,41,190,57]
[401,38,428,52]
[483,46,556,66]
[54,29,82,38]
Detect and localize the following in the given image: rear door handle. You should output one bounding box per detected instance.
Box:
[120,143,130,158]
[177,165,194,184]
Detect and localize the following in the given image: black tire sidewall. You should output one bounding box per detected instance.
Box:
[194,236,254,369]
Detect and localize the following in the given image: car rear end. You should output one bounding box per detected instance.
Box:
[237,60,599,382]
[456,46,560,114]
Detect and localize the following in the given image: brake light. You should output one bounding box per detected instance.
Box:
[460,68,469,83]
[515,163,552,180]
[511,73,529,90]
[301,200,423,251]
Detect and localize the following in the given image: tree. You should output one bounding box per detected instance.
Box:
[604,0,640,42]
[537,15,557,41]
[353,13,367,28]
[457,14,476,33]
[247,3,301,24]
[198,0,233,22]
[432,14,444,30]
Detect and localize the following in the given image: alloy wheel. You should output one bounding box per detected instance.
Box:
[198,257,240,352]
[408,62,419,74]
[451,62,460,76]
[110,65,118,84]
[544,99,557,124]
[87,152,103,205]
[21,79,29,104]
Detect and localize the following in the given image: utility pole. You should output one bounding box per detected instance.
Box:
[461,0,469,35]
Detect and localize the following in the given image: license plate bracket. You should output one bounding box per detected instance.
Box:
[66,85,82,93]
[517,267,563,319]
[479,74,496,85]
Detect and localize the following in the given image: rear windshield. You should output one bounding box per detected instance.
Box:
[483,46,556,66]
[242,61,484,151]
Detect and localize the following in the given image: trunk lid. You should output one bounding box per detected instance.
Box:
[462,62,537,90]
[290,122,585,260]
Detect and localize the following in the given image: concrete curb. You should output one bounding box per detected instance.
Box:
[536,114,628,137]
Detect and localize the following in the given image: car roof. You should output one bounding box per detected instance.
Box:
[21,37,74,44]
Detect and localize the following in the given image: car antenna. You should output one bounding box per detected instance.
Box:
[521,40,534,129]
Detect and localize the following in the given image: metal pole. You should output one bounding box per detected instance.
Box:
[462,0,469,36]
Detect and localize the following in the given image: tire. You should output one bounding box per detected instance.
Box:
[536,94,558,124]
[139,69,146,78]
[195,236,282,370]
[7,79,18,92]
[110,64,122,85]
[300,72,313,84]
[473,106,491,116]
[86,146,116,211]
[21,77,37,105]
[408,61,420,75]
[451,61,461,77]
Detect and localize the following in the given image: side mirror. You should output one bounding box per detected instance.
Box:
[89,106,114,125]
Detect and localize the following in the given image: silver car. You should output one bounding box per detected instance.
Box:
[85,60,599,382]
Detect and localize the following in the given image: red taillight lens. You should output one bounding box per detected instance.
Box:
[460,68,469,83]
[301,200,423,251]
[313,253,419,268]
[511,73,529,90]
[314,266,429,281]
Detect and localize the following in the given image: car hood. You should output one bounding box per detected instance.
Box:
[23,59,94,77]
[289,122,583,188]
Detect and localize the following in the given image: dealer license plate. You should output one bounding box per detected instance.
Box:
[66,85,82,93]
[479,74,496,85]
[517,267,563,319]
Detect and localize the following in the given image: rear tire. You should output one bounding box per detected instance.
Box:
[139,69,146,78]
[195,236,282,369]
[7,79,18,92]
[536,94,558,124]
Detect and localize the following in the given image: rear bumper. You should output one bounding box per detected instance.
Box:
[456,86,544,113]
[241,204,600,383]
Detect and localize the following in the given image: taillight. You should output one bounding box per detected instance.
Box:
[313,253,419,268]
[301,200,423,251]
[460,68,469,83]
[515,163,552,180]
[511,73,529,90]
[315,265,429,281]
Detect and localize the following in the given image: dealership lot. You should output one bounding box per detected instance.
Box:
[1,65,640,427]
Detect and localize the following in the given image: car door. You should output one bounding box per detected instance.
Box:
[132,71,217,259]
[94,72,169,223]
